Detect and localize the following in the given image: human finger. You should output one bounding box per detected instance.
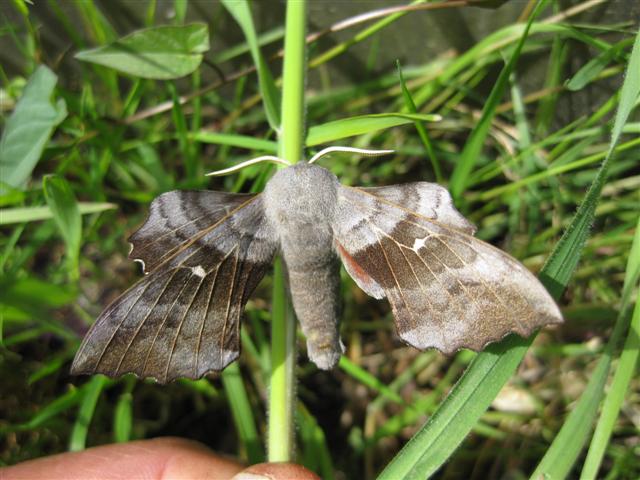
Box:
[1,437,243,480]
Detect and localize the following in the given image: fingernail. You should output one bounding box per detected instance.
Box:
[231,473,269,480]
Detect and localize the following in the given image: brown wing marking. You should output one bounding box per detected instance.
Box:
[134,194,259,272]
[367,202,530,331]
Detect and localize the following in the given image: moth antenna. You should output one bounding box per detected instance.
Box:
[307,146,395,164]
[206,155,291,176]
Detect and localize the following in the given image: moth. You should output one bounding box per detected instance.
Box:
[72,153,562,383]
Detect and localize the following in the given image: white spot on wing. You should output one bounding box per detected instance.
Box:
[412,236,428,251]
[191,265,206,278]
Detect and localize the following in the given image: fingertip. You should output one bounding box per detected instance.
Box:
[232,462,321,480]
[153,437,243,480]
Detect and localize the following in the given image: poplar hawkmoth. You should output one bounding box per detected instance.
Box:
[72,160,562,383]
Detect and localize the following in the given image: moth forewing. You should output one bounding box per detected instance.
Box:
[332,182,562,355]
[71,191,278,383]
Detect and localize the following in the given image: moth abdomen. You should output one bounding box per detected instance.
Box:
[285,250,344,370]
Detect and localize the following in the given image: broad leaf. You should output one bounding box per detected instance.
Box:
[75,24,209,79]
[0,65,67,193]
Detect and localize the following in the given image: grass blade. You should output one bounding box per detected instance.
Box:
[113,377,135,443]
[540,27,640,299]
[531,219,639,479]
[306,113,440,147]
[221,0,281,130]
[0,65,67,193]
[0,202,116,225]
[339,356,404,405]
[168,82,199,182]
[396,61,443,183]
[113,392,133,443]
[221,362,264,464]
[43,175,82,280]
[17,387,83,431]
[530,27,640,480]
[579,218,640,479]
[530,350,612,478]
[566,38,632,92]
[377,19,640,480]
[377,336,531,480]
[297,402,334,480]
[448,0,548,199]
[69,375,108,451]
[190,131,277,153]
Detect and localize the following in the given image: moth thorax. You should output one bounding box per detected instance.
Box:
[263,163,340,228]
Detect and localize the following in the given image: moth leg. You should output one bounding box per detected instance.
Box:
[285,257,344,370]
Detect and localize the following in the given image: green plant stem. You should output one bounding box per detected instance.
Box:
[268,0,307,463]
[278,2,306,163]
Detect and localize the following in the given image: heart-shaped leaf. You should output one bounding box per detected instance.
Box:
[75,24,209,79]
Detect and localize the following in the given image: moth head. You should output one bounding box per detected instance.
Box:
[205,146,395,228]
[263,162,340,227]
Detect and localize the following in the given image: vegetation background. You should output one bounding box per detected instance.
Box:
[1,1,638,478]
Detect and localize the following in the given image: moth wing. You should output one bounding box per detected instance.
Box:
[333,184,562,354]
[71,192,277,383]
[128,190,258,273]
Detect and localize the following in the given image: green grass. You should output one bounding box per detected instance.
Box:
[1,1,638,478]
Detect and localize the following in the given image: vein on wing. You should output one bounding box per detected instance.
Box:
[421,246,486,324]
[136,209,220,247]
[118,262,203,377]
[396,244,447,347]
[195,264,220,378]
[121,235,223,376]
[433,235,509,312]
[153,217,242,272]
[148,196,260,272]
[433,235,530,329]
[165,275,206,382]
[136,268,189,378]
[344,189,534,329]
[370,220,473,321]
[347,190,534,286]
[219,242,241,367]
[365,218,420,329]
[344,186,474,236]
[92,279,155,374]
[136,194,255,250]
[369,223,438,318]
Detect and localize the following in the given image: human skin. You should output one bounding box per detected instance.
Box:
[0,437,319,480]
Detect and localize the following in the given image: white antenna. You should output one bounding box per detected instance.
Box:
[206,155,291,177]
[308,146,395,164]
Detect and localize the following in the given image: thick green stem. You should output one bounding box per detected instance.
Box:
[278,1,306,164]
[268,0,306,463]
